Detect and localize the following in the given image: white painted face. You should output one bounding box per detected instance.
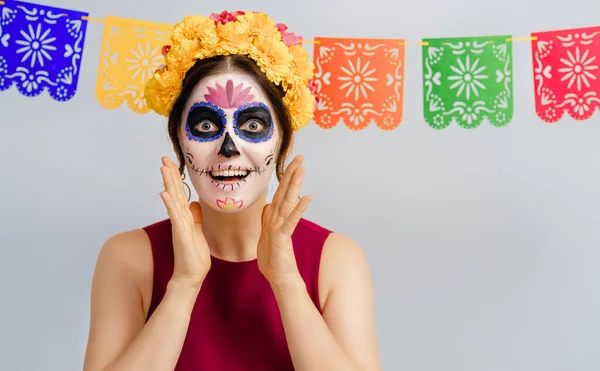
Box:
[180,73,280,212]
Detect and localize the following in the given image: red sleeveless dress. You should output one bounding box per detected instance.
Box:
[143,218,331,370]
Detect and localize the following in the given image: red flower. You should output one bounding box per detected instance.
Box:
[161,45,171,57]
[308,79,319,103]
[308,79,319,112]
[209,10,245,25]
[276,23,303,46]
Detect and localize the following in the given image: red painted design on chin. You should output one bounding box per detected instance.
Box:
[204,80,254,109]
[216,197,244,210]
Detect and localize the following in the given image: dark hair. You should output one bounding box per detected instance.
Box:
[167,55,293,182]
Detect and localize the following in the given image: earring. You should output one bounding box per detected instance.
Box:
[181,172,191,202]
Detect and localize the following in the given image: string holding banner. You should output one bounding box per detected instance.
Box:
[0,0,598,128]
[0,1,542,48]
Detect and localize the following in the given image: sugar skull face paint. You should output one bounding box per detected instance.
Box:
[181,73,279,213]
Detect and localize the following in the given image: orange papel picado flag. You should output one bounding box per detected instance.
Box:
[312,37,405,130]
[95,16,173,114]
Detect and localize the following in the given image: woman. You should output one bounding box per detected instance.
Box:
[83,11,381,371]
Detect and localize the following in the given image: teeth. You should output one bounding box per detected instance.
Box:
[210,169,248,177]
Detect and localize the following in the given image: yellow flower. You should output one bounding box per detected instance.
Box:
[144,11,316,131]
[236,12,278,38]
[145,69,182,116]
[217,16,248,39]
[283,85,315,130]
[215,22,252,55]
[165,39,198,73]
[288,45,314,82]
[250,34,292,84]
[172,15,216,44]
[217,22,245,42]
[198,33,219,56]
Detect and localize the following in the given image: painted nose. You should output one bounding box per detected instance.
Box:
[218,132,240,158]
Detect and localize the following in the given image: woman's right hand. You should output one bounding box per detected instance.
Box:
[159,156,211,288]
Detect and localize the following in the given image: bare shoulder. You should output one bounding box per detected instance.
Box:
[95,228,154,314]
[98,228,152,277]
[321,232,370,274]
[318,232,372,307]
[97,229,153,278]
[322,233,367,265]
[83,229,154,371]
[318,232,381,370]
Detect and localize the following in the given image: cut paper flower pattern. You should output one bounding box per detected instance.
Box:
[531,26,600,122]
[422,36,514,129]
[338,58,378,100]
[125,42,163,85]
[447,55,489,99]
[0,0,89,101]
[95,16,172,114]
[312,37,405,130]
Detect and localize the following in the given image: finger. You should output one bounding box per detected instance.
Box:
[160,191,185,226]
[163,156,185,207]
[280,165,305,217]
[163,157,185,206]
[161,165,179,205]
[281,194,312,236]
[170,158,189,207]
[261,203,271,227]
[161,162,192,226]
[271,156,303,213]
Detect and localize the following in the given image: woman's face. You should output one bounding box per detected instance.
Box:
[180,72,280,212]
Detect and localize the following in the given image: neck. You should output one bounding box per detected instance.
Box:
[198,194,266,262]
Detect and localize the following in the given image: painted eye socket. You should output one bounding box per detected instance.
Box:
[185,102,226,142]
[233,102,274,143]
[240,119,265,133]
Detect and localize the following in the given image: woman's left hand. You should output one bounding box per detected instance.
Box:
[258,155,312,289]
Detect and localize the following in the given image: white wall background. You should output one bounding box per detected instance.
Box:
[1,0,599,370]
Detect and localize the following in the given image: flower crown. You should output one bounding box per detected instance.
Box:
[144,10,319,131]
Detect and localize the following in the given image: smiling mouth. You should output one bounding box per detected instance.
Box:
[209,168,250,183]
[189,163,267,190]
